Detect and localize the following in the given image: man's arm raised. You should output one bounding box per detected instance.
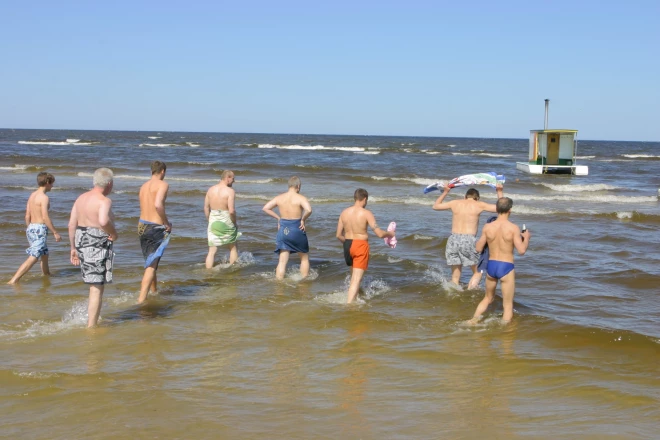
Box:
[432,186,454,211]
[482,184,504,213]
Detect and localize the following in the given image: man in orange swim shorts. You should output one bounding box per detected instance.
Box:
[336,188,395,303]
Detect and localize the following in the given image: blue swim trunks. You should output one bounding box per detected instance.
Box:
[26,223,49,258]
[275,218,309,254]
[486,260,514,280]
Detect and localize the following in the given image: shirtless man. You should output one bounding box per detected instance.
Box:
[336,188,395,304]
[137,161,172,303]
[468,197,530,324]
[8,172,62,284]
[205,170,240,268]
[262,176,313,279]
[433,183,503,289]
[68,168,118,328]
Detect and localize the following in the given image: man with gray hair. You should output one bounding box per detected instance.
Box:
[262,176,313,279]
[68,168,118,328]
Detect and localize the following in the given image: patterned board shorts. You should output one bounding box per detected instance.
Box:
[445,233,479,267]
[75,227,114,285]
[26,223,49,258]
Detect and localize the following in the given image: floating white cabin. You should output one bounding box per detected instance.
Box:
[516,100,588,175]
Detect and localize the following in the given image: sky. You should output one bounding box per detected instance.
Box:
[1,1,658,141]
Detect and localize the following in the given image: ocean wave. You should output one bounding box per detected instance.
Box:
[370,176,436,186]
[536,183,620,192]
[621,154,660,159]
[138,143,179,147]
[451,152,512,157]
[594,211,660,224]
[506,193,657,203]
[148,136,162,139]
[0,164,30,171]
[18,140,93,146]
[77,172,217,183]
[413,234,434,240]
[257,144,379,154]
[575,156,596,159]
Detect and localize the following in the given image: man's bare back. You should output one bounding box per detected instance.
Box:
[205,184,234,212]
[479,218,523,263]
[338,206,375,241]
[71,191,115,233]
[432,185,503,235]
[139,178,169,225]
[271,191,309,219]
[27,191,50,225]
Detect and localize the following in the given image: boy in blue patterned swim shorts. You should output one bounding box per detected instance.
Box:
[8,172,62,284]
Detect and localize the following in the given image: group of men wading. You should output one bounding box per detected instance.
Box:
[8,162,529,328]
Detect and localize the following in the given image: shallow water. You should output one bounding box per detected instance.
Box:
[1,129,659,438]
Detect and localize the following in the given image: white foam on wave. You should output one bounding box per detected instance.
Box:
[0,164,30,171]
[369,196,431,206]
[237,178,275,184]
[537,183,619,192]
[616,211,634,219]
[77,172,217,183]
[575,155,596,159]
[138,143,178,147]
[513,205,558,215]
[186,142,200,147]
[257,144,378,154]
[371,176,436,186]
[451,152,511,157]
[507,193,657,203]
[621,154,660,158]
[148,136,162,139]
[13,371,61,379]
[414,234,434,240]
[18,140,92,146]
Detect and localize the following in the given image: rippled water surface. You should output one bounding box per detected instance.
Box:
[1,129,659,439]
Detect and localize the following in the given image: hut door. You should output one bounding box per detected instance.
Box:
[547,133,559,164]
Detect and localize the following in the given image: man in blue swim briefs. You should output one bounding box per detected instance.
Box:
[468,197,530,324]
[262,176,313,280]
[433,183,504,289]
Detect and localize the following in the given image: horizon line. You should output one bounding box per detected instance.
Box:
[0,127,657,143]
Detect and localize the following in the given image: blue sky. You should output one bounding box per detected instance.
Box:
[1,1,658,141]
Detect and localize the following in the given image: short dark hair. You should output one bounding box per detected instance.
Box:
[37,172,55,187]
[465,188,480,200]
[496,197,513,214]
[151,161,167,175]
[354,188,368,201]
